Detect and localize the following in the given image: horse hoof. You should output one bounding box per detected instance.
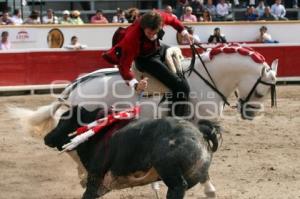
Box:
[205,191,216,198]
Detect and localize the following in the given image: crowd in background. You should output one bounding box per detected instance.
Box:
[175,0,291,22]
[0,0,287,50]
[0,0,297,25]
[0,7,140,25]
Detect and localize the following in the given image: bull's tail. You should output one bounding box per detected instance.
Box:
[7,101,67,139]
[197,120,222,152]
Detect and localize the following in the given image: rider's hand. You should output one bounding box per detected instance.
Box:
[135,77,148,93]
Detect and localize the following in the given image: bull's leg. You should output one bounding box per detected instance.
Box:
[82,173,101,199]
[164,174,187,199]
[155,165,188,199]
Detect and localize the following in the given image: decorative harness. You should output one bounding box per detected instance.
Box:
[186,44,277,109]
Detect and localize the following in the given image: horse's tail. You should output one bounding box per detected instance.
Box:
[7,101,66,139]
[197,119,222,152]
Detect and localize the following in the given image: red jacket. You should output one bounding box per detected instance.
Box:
[103,12,185,85]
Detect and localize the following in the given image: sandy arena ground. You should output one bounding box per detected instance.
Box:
[0,85,299,199]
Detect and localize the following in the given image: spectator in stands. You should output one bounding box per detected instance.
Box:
[0,31,11,50]
[204,0,217,20]
[180,6,197,22]
[271,0,288,20]
[91,10,109,24]
[190,0,205,20]
[70,10,84,25]
[164,5,177,18]
[42,9,58,24]
[125,7,140,23]
[177,26,201,45]
[65,35,87,50]
[233,0,240,7]
[11,9,23,25]
[59,10,72,24]
[0,11,14,25]
[249,0,256,6]
[112,8,128,23]
[293,0,298,8]
[256,26,278,43]
[175,0,189,18]
[256,0,266,17]
[24,10,41,24]
[208,27,227,43]
[234,0,256,7]
[259,6,277,20]
[245,6,259,21]
[199,9,213,22]
[188,26,201,44]
[216,0,233,21]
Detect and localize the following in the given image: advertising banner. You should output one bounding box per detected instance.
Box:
[10,28,38,43]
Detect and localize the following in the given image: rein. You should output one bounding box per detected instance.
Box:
[186,44,231,106]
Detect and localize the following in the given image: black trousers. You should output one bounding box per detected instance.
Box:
[135,46,190,115]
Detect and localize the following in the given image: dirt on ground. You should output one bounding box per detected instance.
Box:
[0,85,299,199]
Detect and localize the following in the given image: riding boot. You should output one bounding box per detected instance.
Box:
[173,98,190,117]
[172,77,190,117]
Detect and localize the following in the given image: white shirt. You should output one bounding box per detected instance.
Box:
[42,16,58,24]
[65,43,87,50]
[112,15,128,23]
[262,33,272,41]
[11,16,23,25]
[256,5,265,17]
[216,3,230,16]
[271,3,286,17]
[0,41,11,50]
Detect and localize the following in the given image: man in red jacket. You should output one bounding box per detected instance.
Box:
[103,11,193,116]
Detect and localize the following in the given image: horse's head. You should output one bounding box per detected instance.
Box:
[237,59,278,120]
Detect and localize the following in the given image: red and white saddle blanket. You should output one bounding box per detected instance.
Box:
[62,106,141,152]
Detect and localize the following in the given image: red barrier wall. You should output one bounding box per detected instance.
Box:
[0,50,113,86]
[0,45,299,86]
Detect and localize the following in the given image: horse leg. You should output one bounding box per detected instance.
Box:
[200,174,216,198]
[203,180,216,198]
[155,164,188,199]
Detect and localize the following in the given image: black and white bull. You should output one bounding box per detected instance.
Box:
[44,106,221,199]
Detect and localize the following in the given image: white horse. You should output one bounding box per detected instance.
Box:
[52,45,277,121]
[10,45,278,198]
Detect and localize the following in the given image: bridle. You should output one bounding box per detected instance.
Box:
[185,44,277,111]
[238,74,277,115]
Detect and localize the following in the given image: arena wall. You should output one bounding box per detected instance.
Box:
[0,44,299,87]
